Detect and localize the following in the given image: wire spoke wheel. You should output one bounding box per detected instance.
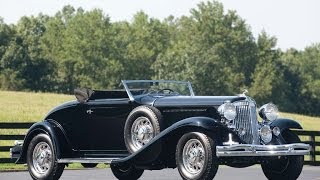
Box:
[182,139,205,175]
[32,142,53,175]
[176,132,219,180]
[27,134,65,180]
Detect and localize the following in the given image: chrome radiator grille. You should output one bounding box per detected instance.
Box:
[233,100,259,144]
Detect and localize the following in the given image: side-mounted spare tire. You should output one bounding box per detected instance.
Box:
[124,105,164,153]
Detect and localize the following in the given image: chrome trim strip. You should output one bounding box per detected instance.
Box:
[121,80,134,101]
[57,158,120,164]
[163,108,207,113]
[216,143,311,157]
[187,81,195,96]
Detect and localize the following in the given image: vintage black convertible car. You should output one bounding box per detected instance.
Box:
[11,80,310,180]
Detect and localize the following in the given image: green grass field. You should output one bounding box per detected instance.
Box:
[0,91,73,122]
[0,90,319,170]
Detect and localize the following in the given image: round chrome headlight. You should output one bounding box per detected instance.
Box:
[218,102,237,121]
[260,125,272,143]
[259,103,278,121]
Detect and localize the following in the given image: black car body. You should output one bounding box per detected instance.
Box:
[11,80,310,180]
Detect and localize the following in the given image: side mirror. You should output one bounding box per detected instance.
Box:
[74,88,93,103]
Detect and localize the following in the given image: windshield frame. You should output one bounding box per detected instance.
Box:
[121,80,195,101]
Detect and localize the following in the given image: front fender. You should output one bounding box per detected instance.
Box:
[270,118,303,131]
[16,120,71,164]
[112,117,233,169]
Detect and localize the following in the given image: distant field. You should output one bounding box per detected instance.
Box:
[0,91,73,122]
[0,90,319,170]
[280,112,320,131]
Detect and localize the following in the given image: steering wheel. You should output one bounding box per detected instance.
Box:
[142,88,157,95]
[157,88,177,95]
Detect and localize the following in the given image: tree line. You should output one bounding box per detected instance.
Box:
[0,1,319,115]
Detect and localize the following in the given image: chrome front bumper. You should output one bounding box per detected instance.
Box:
[216,143,310,157]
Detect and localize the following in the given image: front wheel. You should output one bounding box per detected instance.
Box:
[176,132,219,180]
[110,164,144,180]
[261,130,304,180]
[27,134,65,180]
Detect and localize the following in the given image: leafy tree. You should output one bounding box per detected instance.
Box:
[299,44,320,99]
[153,1,256,95]
[0,15,53,91]
[279,44,320,115]
[0,18,16,89]
[0,18,15,60]
[114,12,170,80]
[249,32,284,106]
[42,7,118,92]
[279,48,303,112]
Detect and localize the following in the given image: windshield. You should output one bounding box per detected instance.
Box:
[122,80,194,100]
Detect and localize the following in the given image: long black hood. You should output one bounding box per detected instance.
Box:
[153,96,245,108]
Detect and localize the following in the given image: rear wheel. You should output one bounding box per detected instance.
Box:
[110,164,144,180]
[261,130,304,180]
[176,132,219,180]
[27,134,65,180]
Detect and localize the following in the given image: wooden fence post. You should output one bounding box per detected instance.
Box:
[310,134,316,164]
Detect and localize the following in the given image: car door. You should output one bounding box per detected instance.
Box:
[80,98,133,151]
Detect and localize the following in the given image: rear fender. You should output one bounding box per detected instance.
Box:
[111,117,234,169]
[16,120,71,164]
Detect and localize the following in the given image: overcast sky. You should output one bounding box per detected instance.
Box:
[0,0,319,50]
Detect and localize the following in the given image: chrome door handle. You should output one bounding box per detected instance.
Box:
[86,109,93,114]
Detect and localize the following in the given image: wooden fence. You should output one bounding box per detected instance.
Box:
[0,122,33,163]
[0,122,319,165]
[293,130,320,166]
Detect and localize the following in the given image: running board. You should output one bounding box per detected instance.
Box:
[58,158,121,164]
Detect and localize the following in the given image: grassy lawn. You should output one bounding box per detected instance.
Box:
[0,91,73,122]
[0,90,319,170]
[280,112,320,131]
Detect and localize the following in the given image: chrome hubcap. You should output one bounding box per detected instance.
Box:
[182,139,205,174]
[131,117,154,150]
[32,142,52,174]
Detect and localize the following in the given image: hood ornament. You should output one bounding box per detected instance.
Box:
[240,89,248,97]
